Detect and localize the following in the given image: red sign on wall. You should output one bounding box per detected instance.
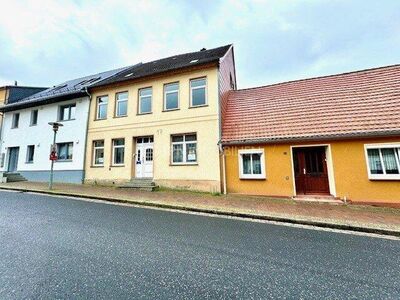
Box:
[50,151,58,161]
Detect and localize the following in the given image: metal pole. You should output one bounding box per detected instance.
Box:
[49,130,57,190]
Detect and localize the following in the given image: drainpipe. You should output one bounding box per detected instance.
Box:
[0,111,4,170]
[81,87,92,184]
[219,142,227,195]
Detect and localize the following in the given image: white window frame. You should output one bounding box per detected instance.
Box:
[138,87,152,114]
[30,109,38,126]
[112,138,125,166]
[364,143,400,180]
[164,82,179,111]
[11,113,20,129]
[238,149,266,179]
[59,104,76,121]
[96,96,108,120]
[115,92,128,117]
[92,140,105,166]
[56,142,73,161]
[171,133,197,165]
[190,77,207,107]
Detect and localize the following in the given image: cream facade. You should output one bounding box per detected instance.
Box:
[85,66,228,192]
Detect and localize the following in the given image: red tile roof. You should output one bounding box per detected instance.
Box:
[222,65,400,144]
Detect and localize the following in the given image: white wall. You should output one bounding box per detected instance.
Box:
[0,97,89,176]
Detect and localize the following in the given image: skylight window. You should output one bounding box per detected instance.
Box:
[125,73,134,77]
[190,59,199,63]
[52,84,67,91]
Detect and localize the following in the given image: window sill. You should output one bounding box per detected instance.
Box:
[25,161,34,164]
[170,163,198,166]
[94,118,107,121]
[189,104,208,109]
[55,159,73,163]
[57,119,76,123]
[91,165,104,168]
[239,175,266,180]
[137,112,152,116]
[163,108,180,112]
[110,164,125,167]
[368,175,400,180]
[11,127,18,129]
[113,115,127,118]
[29,124,37,127]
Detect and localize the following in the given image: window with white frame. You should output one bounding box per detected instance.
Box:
[96,96,108,119]
[139,87,152,114]
[11,113,20,128]
[93,140,104,166]
[112,138,125,165]
[190,78,207,107]
[164,82,179,110]
[171,134,197,164]
[365,144,400,180]
[115,92,128,117]
[30,110,38,126]
[59,104,76,121]
[238,149,266,179]
[26,145,35,163]
[57,142,73,161]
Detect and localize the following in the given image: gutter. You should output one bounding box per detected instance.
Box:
[81,87,92,184]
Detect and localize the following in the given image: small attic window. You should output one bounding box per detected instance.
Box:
[52,84,67,91]
[190,59,199,63]
[125,73,133,77]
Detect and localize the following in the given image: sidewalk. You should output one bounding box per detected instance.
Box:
[1,181,399,236]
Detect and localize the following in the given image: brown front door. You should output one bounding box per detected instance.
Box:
[293,147,330,195]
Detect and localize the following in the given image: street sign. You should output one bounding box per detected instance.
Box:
[49,145,57,161]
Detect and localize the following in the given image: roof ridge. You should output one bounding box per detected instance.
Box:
[236,63,400,92]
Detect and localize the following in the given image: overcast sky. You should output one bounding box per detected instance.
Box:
[1,0,400,89]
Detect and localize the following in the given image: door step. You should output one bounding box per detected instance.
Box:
[118,178,157,191]
[3,172,28,183]
[292,195,344,205]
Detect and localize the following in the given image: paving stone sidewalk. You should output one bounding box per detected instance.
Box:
[1,181,399,235]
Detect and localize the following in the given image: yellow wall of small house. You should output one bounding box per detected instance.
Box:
[0,88,5,134]
[225,137,400,204]
[85,67,222,192]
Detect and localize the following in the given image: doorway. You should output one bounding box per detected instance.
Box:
[293,146,330,195]
[135,136,153,178]
[7,147,19,173]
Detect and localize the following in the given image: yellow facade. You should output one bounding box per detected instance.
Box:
[85,66,222,192]
[225,137,400,205]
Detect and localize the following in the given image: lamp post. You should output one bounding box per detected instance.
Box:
[48,122,63,190]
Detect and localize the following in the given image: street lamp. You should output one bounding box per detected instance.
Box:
[48,122,63,190]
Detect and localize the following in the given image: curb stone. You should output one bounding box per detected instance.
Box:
[1,186,399,238]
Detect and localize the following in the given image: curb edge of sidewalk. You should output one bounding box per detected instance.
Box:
[1,186,399,237]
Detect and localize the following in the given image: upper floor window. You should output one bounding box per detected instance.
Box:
[112,138,125,165]
[26,145,35,163]
[171,133,197,164]
[59,104,76,121]
[190,78,207,107]
[365,144,400,180]
[11,113,20,128]
[164,82,179,111]
[57,142,73,161]
[96,96,108,120]
[115,92,128,117]
[238,149,266,179]
[139,87,152,114]
[30,110,38,126]
[92,140,105,166]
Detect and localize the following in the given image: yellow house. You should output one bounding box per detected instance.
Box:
[222,65,400,207]
[84,45,236,192]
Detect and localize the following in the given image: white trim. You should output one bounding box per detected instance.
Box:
[189,77,207,107]
[364,143,400,180]
[290,144,336,197]
[112,138,125,166]
[96,96,108,120]
[115,92,128,117]
[92,140,104,166]
[138,87,152,114]
[171,133,197,165]
[238,149,266,180]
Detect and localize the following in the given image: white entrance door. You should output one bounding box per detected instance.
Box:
[135,137,154,178]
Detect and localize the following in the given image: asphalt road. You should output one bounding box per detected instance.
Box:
[0,190,399,299]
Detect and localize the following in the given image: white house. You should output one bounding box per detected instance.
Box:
[0,66,130,183]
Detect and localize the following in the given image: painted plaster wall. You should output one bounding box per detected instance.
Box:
[85,67,221,192]
[0,97,90,183]
[225,137,400,204]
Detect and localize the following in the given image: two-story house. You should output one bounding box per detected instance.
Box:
[85,45,236,192]
[0,67,129,183]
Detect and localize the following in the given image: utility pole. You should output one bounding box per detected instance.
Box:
[48,122,63,190]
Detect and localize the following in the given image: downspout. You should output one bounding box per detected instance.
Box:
[219,142,227,195]
[0,111,4,169]
[81,87,92,184]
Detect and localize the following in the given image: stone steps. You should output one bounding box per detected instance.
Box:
[292,195,344,205]
[4,173,28,183]
[118,178,157,191]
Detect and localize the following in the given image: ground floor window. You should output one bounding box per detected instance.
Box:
[171,133,197,164]
[365,144,400,179]
[238,149,266,179]
[93,140,104,166]
[26,145,35,163]
[112,139,125,165]
[57,142,73,161]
